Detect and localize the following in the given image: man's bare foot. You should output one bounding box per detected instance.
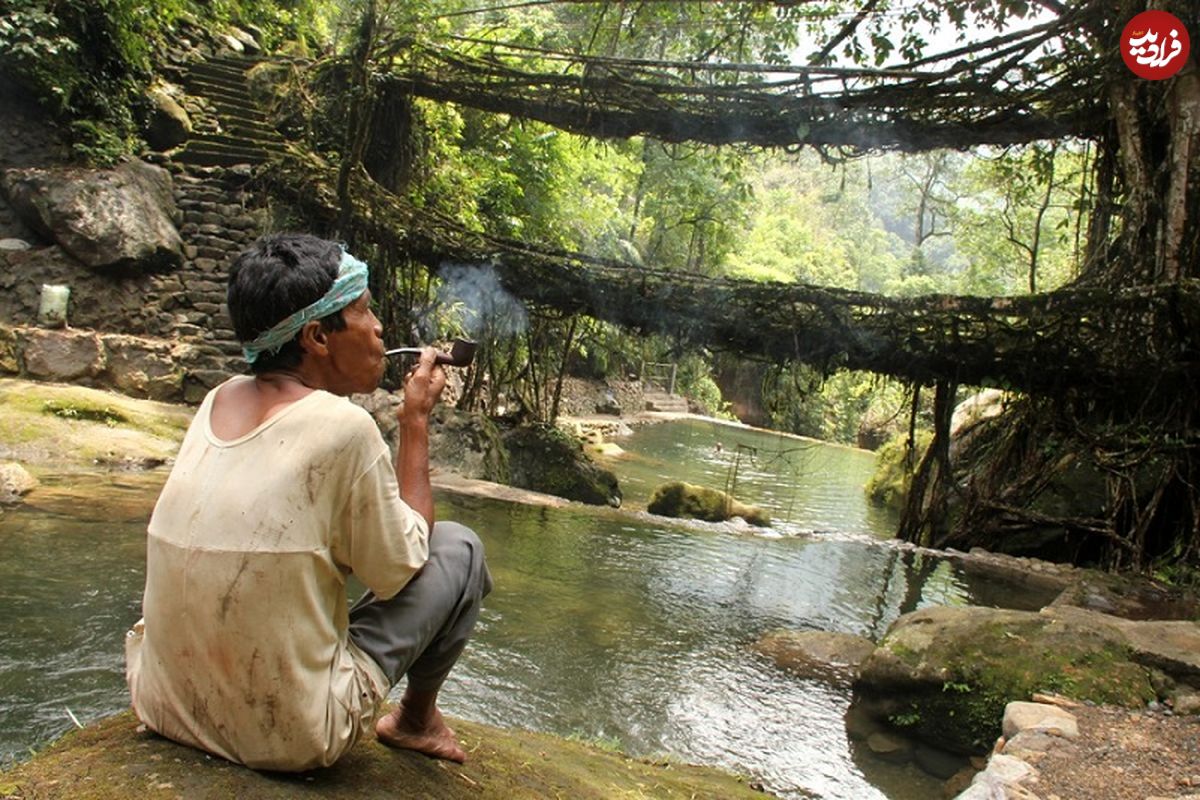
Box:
[375,703,467,763]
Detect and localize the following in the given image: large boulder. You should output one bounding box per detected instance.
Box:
[0,378,192,472]
[647,481,770,527]
[948,388,1008,462]
[942,396,1111,561]
[1,160,183,273]
[503,423,622,507]
[852,605,1161,755]
[227,25,262,54]
[428,407,509,482]
[1048,570,1200,620]
[144,84,192,151]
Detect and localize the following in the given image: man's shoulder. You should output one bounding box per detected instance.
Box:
[302,392,385,444]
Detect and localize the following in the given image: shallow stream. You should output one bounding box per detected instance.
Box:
[0,418,1056,798]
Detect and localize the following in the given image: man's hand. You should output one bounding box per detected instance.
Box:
[395,348,444,531]
[400,348,447,423]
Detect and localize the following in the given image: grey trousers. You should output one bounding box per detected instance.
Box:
[348,521,492,692]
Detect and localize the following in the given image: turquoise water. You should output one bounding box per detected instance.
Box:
[0,420,1055,798]
[597,417,898,533]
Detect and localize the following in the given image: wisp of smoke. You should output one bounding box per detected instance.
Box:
[432,262,529,339]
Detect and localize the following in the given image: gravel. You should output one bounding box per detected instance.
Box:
[1021,704,1200,800]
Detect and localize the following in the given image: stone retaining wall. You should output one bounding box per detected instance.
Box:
[0,162,271,402]
[0,322,225,402]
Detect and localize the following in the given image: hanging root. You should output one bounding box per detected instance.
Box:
[919,391,1200,574]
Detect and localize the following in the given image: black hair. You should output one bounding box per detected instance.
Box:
[226,233,349,375]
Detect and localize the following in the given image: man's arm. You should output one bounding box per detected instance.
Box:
[395,348,446,531]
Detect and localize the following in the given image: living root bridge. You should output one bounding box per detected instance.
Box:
[385,34,1100,152]
[267,156,1200,402]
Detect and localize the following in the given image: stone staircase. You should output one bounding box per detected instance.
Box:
[177,55,290,168]
[643,391,689,413]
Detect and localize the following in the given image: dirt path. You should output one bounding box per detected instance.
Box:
[1003,703,1200,800]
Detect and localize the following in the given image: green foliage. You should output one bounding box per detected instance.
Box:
[549,1,801,66]
[567,320,643,382]
[1150,559,1200,590]
[758,364,905,446]
[888,710,921,728]
[0,0,160,161]
[1,0,334,163]
[672,353,734,419]
[0,3,78,88]
[865,430,933,510]
[631,141,752,275]
[951,143,1090,294]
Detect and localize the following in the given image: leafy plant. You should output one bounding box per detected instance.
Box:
[889,709,921,728]
[43,399,127,427]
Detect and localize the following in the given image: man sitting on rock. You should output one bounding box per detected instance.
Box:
[125,232,492,771]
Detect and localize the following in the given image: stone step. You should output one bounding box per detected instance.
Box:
[189,56,262,76]
[644,392,689,413]
[182,68,247,93]
[174,166,254,186]
[211,117,278,142]
[189,131,287,154]
[219,121,277,141]
[193,103,273,129]
[203,98,270,125]
[206,53,264,68]
[174,172,244,190]
[183,136,282,159]
[198,106,279,138]
[192,92,253,116]
[175,145,272,168]
[184,70,252,96]
[190,84,257,112]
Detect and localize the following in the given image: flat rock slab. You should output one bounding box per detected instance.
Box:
[0,712,775,800]
[1043,605,1200,681]
[753,630,876,684]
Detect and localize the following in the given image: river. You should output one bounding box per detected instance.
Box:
[0,418,1055,798]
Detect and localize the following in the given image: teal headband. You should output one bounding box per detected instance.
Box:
[242,250,370,364]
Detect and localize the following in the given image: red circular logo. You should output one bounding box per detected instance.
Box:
[1121,11,1190,80]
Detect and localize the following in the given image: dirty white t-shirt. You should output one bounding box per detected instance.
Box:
[125,378,428,770]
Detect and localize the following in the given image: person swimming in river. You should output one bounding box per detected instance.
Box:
[124,232,492,771]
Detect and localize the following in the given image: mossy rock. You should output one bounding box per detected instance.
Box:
[0,379,192,469]
[864,431,931,511]
[428,407,510,483]
[647,481,770,527]
[502,423,622,507]
[0,712,771,799]
[854,605,1156,754]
